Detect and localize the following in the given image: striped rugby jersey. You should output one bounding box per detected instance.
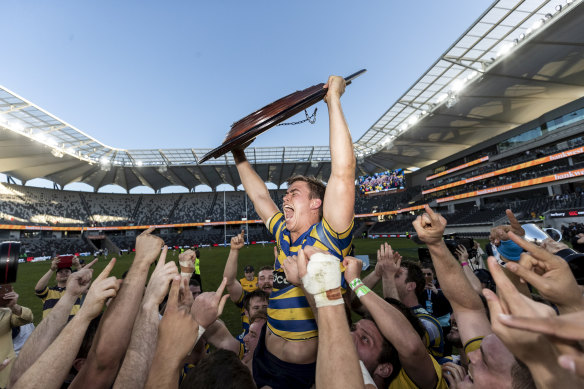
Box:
[35,286,82,320]
[266,211,354,341]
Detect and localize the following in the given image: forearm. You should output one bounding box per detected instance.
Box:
[113,304,160,389]
[381,274,400,300]
[90,261,149,369]
[35,269,54,291]
[10,293,77,386]
[523,344,581,389]
[462,265,483,295]
[203,320,241,354]
[233,152,277,223]
[12,313,91,389]
[145,349,182,389]
[327,97,355,177]
[427,241,484,311]
[223,249,241,302]
[362,271,381,289]
[316,304,364,389]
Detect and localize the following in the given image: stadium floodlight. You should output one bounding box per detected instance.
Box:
[100,157,110,165]
[450,78,466,93]
[407,115,418,126]
[496,42,515,58]
[67,148,75,155]
[530,18,545,31]
[435,93,448,104]
[136,160,143,167]
[158,165,168,173]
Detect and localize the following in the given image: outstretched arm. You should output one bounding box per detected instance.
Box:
[412,205,491,345]
[34,257,59,292]
[344,256,437,389]
[113,247,178,389]
[70,227,163,389]
[12,259,119,389]
[223,230,245,303]
[322,76,356,233]
[232,150,279,224]
[10,259,98,386]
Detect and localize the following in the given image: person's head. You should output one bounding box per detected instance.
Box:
[257,266,274,294]
[394,261,425,304]
[56,267,72,285]
[243,265,255,281]
[179,349,256,389]
[283,175,326,231]
[420,263,435,285]
[242,311,267,361]
[189,278,202,300]
[465,333,533,389]
[350,318,400,387]
[194,248,200,259]
[242,290,268,318]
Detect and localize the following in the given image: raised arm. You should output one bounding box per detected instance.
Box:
[322,75,356,233]
[202,320,242,355]
[232,149,279,224]
[223,230,245,303]
[113,247,178,389]
[34,257,59,292]
[12,259,119,389]
[412,205,491,344]
[70,227,163,389]
[344,256,437,389]
[10,260,97,386]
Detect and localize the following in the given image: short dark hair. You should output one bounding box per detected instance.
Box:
[258,265,274,273]
[242,290,268,312]
[179,349,257,389]
[287,175,326,218]
[189,278,201,288]
[194,248,200,258]
[402,261,425,303]
[511,359,536,389]
[383,297,425,340]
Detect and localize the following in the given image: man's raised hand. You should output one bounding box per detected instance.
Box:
[65,257,98,297]
[377,242,401,278]
[192,277,229,329]
[504,232,583,313]
[135,227,164,265]
[230,230,245,251]
[343,256,363,285]
[412,205,447,245]
[78,258,119,321]
[143,246,178,308]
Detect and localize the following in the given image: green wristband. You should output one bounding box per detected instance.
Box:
[355,285,371,299]
[349,278,363,290]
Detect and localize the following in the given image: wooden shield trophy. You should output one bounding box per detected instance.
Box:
[198,69,366,163]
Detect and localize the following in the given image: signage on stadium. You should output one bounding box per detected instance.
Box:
[549,210,584,218]
[424,146,584,194]
[426,156,489,181]
[436,167,584,203]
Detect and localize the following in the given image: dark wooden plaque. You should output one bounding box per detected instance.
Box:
[198,69,366,163]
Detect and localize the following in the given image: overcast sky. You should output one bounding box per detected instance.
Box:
[1,0,493,153]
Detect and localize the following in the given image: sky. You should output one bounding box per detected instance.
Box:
[1,0,494,154]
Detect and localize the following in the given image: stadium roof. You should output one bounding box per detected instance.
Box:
[1,0,584,191]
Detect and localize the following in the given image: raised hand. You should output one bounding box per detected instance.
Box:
[230,230,245,251]
[78,258,119,320]
[179,277,194,310]
[505,232,583,313]
[377,242,401,278]
[342,256,363,285]
[143,246,178,308]
[157,277,200,362]
[412,205,447,245]
[323,75,346,104]
[65,264,96,297]
[454,245,469,263]
[191,277,229,329]
[50,257,60,272]
[135,227,164,265]
[483,257,556,363]
[442,362,467,389]
[3,291,18,309]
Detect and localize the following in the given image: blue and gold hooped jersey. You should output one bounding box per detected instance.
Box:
[266,211,354,341]
[236,289,250,336]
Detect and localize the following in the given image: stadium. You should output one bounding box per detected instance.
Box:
[2,1,584,388]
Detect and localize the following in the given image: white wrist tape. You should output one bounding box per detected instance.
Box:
[179,259,194,279]
[301,252,343,308]
[359,360,377,388]
[188,325,206,356]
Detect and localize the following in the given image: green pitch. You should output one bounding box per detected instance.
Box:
[11,237,461,337]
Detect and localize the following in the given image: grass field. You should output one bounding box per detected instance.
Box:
[11,237,486,336]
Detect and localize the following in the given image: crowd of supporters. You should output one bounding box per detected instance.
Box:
[3,207,584,388]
